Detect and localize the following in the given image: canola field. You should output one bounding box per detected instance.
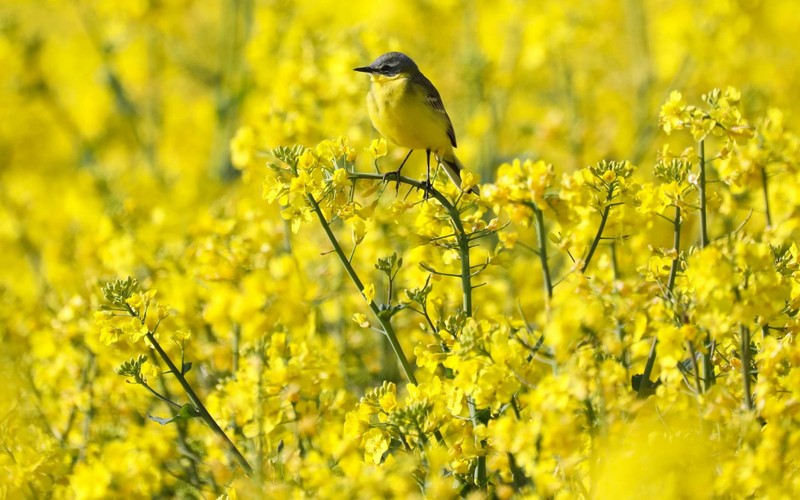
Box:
[2,0,800,498]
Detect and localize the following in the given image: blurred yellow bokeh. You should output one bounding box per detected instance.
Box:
[3,0,800,497]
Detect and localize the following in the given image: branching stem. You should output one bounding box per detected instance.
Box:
[582,190,614,273]
[306,193,417,385]
[348,172,473,314]
[145,332,254,476]
[345,171,482,483]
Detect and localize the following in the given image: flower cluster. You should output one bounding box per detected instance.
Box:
[94,277,170,345]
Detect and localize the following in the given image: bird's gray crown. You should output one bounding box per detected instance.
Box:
[355,52,418,76]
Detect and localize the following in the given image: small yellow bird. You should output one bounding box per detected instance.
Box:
[354,52,479,195]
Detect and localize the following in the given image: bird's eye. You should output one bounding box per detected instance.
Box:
[380,64,391,72]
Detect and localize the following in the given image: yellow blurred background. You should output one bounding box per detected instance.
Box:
[3,0,797,295]
[2,0,799,496]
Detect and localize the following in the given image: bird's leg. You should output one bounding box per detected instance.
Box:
[383,150,414,196]
[422,149,433,200]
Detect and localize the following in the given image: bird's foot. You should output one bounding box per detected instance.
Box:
[382,169,403,196]
[419,179,434,200]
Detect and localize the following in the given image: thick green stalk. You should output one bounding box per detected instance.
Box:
[666,205,681,293]
[698,140,709,248]
[637,337,658,398]
[698,140,714,389]
[702,338,716,392]
[761,165,772,228]
[741,325,753,410]
[232,323,241,373]
[639,204,681,398]
[532,204,553,299]
[686,341,702,394]
[145,332,254,476]
[345,172,484,484]
[582,190,614,273]
[457,232,473,317]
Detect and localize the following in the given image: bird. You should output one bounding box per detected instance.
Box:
[354,52,479,196]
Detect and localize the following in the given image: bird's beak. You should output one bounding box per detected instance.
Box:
[353,66,375,73]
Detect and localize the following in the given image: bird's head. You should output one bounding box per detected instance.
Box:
[354,52,418,82]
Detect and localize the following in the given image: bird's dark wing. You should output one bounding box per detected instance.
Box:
[417,74,457,148]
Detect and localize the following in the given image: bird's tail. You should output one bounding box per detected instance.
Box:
[438,151,480,195]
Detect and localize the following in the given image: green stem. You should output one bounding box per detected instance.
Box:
[138,379,182,409]
[637,336,658,398]
[345,172,482,482]
[582,191,614,273]
[666,205,681,294]
[698,140,716,390]
[640,205,682,397]
[232,323,241,374]
[61,350,96,445]
[532,204,553,299]
[761,165,772,228]
[457,229,473,318]
[686,341,702,394]
[305,193,417,385]
[702,335,715,392]
[156,369,205,490]
[740,325,753,410]
[348,172,473,315]
[146,332,254,476]
[467,396,486,486]
[698,140,709,248]
[610,240,620,281]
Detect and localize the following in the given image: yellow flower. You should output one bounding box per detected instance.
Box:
[659,90,688,134]
[362,283,376,305]
[352,313,370,328]
[263,175,288,204]
[172,329,191,343]
[378,390,397,413]
[280,205,313,233]
[331,168,349,189]
[460,170,479,193]
[129,319,149,343]
[363,428,389,464]
[157,304,170,320]
[230,126,257,169]
[297,149,318,171]
[99,325,122,346]
[498,230,518,249]
[144,311,159,332]
[350,216,367,245]
[368,138,387,158]
[141,361,161,382]
[126,293,143,311]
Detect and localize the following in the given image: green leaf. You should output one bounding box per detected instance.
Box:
[148,404,199,425]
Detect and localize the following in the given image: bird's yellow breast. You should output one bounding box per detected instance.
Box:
[366,75,453,154]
